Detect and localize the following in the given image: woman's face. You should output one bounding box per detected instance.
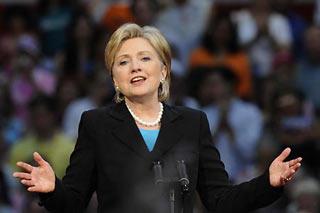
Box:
[198,72,230,106]
[212,19,231,46]
[112,37,167,101]
[277,94,301,116]
[74,16,93,41]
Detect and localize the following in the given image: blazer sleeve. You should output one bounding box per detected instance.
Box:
[196,111,282,213]
[39,111,97,213]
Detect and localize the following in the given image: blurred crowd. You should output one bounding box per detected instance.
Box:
[0,0,320,212]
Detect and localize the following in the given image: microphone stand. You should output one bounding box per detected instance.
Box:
[169,188,175,213]
[177,160,190,213]
[153,160,190,213]
[153,161,176,213]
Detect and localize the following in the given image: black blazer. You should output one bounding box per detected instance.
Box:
[40,102,282,213]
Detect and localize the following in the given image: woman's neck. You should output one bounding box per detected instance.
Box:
[124,96,162,129]
[125,98,160,116]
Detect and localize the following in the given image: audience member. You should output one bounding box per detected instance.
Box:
[201,66,263,182]
[9,95,74,178]
[38,0,73,56]
[259,51,296,116]
[64,10,97,78]
[0,130,13,213]
[315,0,320,26]
[295,25,320,113]
[62,78,111,139]
[286,176,320,213]
[9,38,38,122]
[156,0,213,69]
[100,3,134,33]
[272,0,307,59]
[232,0,292,78]
[189,13,253,99]
[131,0,159,26]
[271,89,320,178]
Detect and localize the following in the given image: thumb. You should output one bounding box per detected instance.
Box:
[33,152,47,167]
[276,147,291,162]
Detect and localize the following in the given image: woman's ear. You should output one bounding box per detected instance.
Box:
[112,78,119,90]
[161,65,168,80]
[111,73,117,87]
[113,81,118,89]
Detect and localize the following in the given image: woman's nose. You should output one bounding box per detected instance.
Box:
[131,59,141,72]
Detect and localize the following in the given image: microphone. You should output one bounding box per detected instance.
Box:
[176,160,189,193]
[153,161,164,185]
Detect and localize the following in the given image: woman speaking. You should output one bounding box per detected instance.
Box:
[13,23,302,213]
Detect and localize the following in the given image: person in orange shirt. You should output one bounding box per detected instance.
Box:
[189,13,253,99]
[101,3,134,33]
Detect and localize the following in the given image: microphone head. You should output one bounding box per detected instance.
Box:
[176,160,190,193]
[153,161,164,185]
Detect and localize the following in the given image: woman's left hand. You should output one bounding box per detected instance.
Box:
[269,147,302,187]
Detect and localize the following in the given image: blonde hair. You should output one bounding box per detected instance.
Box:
[105,23,171,103]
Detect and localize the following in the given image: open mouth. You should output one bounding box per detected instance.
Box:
[130,76,146,84]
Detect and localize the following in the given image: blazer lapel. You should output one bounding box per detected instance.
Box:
[109,102,150,159]
[108,102,183,160]
[151,104,183,160]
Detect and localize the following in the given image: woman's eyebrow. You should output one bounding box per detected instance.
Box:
[116,51,154,60]
[137,51,152,55]
[115,54,130,60]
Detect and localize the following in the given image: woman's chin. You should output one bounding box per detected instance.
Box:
[126,90,158,100]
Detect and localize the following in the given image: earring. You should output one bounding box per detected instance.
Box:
[114,86,124,102]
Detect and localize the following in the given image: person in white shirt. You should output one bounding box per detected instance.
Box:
[155,0,213,69]
[201,66,263,183]
[62,79,111,139]
[232,0,292,77]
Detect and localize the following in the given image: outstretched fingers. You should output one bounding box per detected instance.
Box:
[288,157,303,167]
[281,163,301,184]
[27,186,41,192]
[33,152,47,167]
[276,147,291,162]
[290,161,302,171]
[21,179,34,187]
[13,172,31,180]
[270,149,303,187]
[284,157,302,180]
[16,161,33,173]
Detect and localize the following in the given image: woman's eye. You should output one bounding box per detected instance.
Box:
[141,57,151,61]
[119,61,128,66]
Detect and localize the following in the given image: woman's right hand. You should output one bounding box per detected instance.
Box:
[13,152,55,193]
